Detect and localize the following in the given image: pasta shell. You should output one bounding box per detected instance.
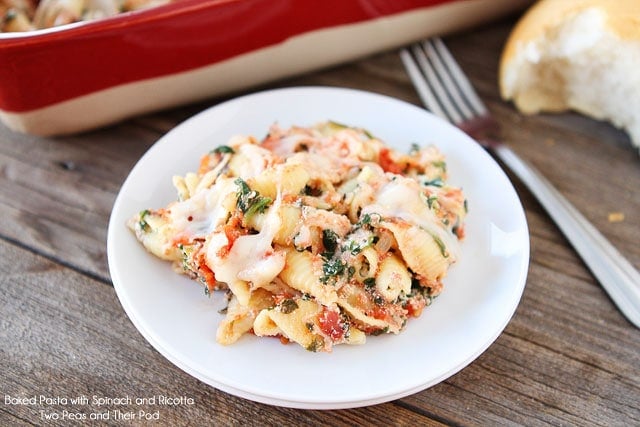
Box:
[375,253,412,302]
[279,249,338,306]
[247,204,302,246]
[381,221,452,282]
[216,289,274,345]
[337,283,402,334]
[248,163,310,199]
[253,299,325,351]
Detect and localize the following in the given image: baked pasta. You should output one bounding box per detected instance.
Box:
[128,121,467,352]
[1,0,174,32]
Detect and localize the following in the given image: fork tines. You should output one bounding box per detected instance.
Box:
[400,38,488,126]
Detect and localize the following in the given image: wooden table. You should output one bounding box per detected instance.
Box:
[2,14,639,426]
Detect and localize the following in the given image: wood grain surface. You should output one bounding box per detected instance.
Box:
[1,14,639,426]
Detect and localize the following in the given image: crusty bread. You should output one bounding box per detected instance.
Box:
[499,0,640,149]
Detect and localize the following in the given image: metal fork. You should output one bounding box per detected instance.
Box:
[401,38,640,328]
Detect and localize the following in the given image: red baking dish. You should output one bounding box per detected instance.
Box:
[0,0,531,136]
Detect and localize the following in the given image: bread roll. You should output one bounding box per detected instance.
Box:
[499,0,640,149]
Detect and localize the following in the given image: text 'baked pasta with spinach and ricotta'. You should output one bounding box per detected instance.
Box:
[128,121,467,352]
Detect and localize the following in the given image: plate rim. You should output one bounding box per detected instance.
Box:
[107,85,530,409]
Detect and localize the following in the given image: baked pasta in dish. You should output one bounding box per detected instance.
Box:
[128,121,467,352]
[1,0,174,32]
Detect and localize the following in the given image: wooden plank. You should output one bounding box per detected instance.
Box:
[0,239,443,426]
[0,411,34,427]
[0,123,159,280]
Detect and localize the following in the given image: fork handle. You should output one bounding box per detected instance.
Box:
[492,144,640,328]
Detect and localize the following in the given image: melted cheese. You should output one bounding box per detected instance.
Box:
[167,177,236,239]
[264,133,308,157]
[362,176,460,260]
[235,143,278,179]
[205,182,286,305]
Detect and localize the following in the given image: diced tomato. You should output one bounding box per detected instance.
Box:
[369,306,388,320]
[379,148,404,174]
[405,297,427,318]
[217,214,244,258]
[224,215,244,246]
[318,309,344,341]
[279,335,290,345]
[444,188,462,199]
[171,234,191,248]
[282,193,299,204]
[194,249,216,291]
[198,153,217,175]
[200,265,217,293]
[260,133,281,151]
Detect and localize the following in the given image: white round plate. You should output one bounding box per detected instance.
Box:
[107,87,529,409]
